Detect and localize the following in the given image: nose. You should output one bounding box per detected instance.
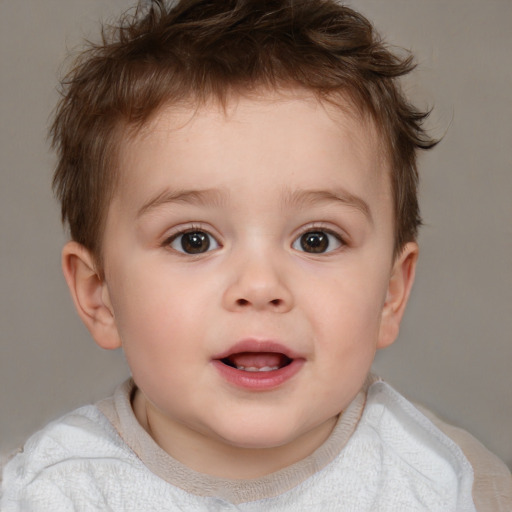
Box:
[222,252,294,313]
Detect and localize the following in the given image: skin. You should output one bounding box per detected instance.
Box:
[63,90,418,479]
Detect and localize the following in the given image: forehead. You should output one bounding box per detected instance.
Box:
[112,90,392,219]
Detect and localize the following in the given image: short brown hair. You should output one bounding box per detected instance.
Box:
[51,0,436,269]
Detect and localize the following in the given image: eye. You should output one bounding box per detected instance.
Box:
[168,230,219,254]
[292,230,343,254]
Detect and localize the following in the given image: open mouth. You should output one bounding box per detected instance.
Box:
[220,352,293,372]
[212,340,304,389]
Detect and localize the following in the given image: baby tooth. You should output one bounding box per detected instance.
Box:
[237,366,279,372]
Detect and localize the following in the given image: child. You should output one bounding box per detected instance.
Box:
[2,0,510,510]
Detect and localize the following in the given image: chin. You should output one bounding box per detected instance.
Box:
[211,418,305,451]
[224,434,293,451]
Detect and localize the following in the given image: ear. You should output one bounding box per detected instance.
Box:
[61,241,122,350]
[377,242,418,349]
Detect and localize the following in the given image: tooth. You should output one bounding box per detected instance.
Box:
[236,365,279,372]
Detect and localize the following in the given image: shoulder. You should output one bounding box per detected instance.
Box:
[6,404,132,470]
[415,402,512,512]
[1,404,143,510]
[363,379,511,512]
[347,380,475,509]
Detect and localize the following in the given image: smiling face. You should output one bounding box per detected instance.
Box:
[63,90,417,478]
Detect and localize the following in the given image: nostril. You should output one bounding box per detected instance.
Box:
[235,298,282,307]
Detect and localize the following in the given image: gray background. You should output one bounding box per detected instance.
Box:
[1,1,511,469]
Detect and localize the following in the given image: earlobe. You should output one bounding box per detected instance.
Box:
[61,241,122,350]
[377,242,418,349]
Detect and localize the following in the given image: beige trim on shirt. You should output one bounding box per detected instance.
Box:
[97,376,512,509]
[97,377,368,504]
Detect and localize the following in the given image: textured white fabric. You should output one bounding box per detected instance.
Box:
[1,381,477,511]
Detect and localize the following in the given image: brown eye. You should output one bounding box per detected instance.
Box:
[170,230,218,254]
[293,230,342,254]
[300,231,327,253]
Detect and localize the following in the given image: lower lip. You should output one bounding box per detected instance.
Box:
[212,359,305,391]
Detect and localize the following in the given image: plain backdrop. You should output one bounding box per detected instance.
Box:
[1,1,511,469]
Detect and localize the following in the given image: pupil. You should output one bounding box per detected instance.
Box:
[182,231,209,253]
[301,231,328,253]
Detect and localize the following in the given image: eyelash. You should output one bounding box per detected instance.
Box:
[163,224,346,255]
[163,225,221,255]
[292,225,346,254]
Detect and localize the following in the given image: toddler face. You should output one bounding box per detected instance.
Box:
[97,91,416,470]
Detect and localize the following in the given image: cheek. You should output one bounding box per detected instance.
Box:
[307,268,387,341]
[311,277,383,390]
[113,289,204,406]
[108,263,218,359]
[106,265,175,351]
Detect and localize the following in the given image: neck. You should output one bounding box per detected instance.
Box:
[133,390,338,479]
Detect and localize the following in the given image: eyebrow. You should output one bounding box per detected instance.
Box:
[137,186,372,222]
[283,188,372,222]
[137,188,227,217]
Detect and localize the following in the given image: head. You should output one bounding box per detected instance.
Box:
[54,0,436,477]
[52,0,435,275]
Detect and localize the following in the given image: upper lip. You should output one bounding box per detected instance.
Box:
[211,339,303,361]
